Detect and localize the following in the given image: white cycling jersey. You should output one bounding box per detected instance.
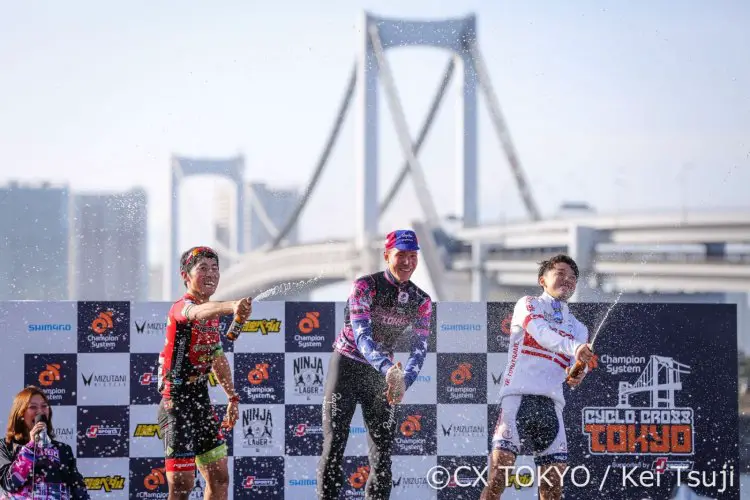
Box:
[497,291,589,407]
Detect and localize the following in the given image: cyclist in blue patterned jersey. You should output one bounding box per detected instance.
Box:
[317,229,433,500]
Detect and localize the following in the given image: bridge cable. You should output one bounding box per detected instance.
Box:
[467,42,542,221]
[368,25,441,229]
[247,183,282,240]
[379,57,456,216]
[269,63,358,250]
[369,25,447,300]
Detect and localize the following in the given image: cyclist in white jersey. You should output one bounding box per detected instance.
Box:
[481,254,594,500]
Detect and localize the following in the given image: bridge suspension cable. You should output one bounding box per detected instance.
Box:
[378,57,456,216]
[367,24,441,230]
[269,63,358,250]
[467,42,541,221]
[247,183,281,241]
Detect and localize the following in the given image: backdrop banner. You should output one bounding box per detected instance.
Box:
[0,300,738,499]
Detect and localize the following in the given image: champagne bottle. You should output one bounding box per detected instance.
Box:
[227,314,244,341]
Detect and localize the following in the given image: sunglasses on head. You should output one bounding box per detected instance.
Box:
[184,246,217,268]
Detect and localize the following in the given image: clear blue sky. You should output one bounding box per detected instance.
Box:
[1,0,748,274]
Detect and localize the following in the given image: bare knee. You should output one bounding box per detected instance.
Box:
[200,458,230,494]
[167,471,195,496]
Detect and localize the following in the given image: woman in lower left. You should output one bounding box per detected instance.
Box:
[0,386,89,499]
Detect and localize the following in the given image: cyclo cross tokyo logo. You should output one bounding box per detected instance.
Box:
[582,355,694,455]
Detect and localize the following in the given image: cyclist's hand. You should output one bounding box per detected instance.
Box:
[575,344,594,365]
[565,365,586,387]
[384,363,406,405]
[233,298,252,321]
[222,398,240,430]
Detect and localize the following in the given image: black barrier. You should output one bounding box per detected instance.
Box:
[563,303,739,499]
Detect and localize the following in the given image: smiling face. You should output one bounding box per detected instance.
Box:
[384,248,418,283]
[182,256,220,300]
[23,394,50,432]
[539,262,578,301]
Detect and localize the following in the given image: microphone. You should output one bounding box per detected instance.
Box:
[34,414,51,448]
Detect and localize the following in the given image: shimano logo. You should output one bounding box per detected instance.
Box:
[289,479,317,486]
[28,323,72,332]
[440,324,481,331]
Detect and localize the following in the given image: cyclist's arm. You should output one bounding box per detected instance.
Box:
[349,279,395,375]
[403,297,432,390]
[519,297,585,358]
[178,300,235,323]
[212,352,238,399]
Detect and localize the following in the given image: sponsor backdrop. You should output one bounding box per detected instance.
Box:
[0,301,738,499]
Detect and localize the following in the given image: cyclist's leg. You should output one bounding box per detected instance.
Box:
[317,352,359,499]
[533,400,568,500]
[194,393,230,500]
[359,363,395,500]
[481,395,522,499]
[158,397,197,500]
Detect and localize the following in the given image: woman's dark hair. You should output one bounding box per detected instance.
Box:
[5,386,55,445]
[537,254,579,281]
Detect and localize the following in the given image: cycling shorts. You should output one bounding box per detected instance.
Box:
[157,388,227,472]
[491,394,568,466]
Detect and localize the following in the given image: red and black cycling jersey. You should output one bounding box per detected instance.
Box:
[158,293,224,399]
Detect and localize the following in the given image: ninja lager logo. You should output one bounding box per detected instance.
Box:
[293,356,324,399]
[242,407,273,450]
[582,355,694,455]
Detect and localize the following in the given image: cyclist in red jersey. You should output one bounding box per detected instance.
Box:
[157,246,252,500]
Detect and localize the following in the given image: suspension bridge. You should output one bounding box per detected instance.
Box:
[162,11,750,304]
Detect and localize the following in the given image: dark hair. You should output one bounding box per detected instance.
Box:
[179,246,219,287]
[5,386,55,445]
[537,254,579,281]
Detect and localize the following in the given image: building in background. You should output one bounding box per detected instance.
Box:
[0,182,71,300]
[246,182,301,250]
[69,187,148,301]
[214,181,301,251]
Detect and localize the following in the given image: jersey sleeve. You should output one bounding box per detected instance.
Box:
[349,278,395,375]
[571,315,591,370]
[514,296,584,358]
[403,296,432,390]
[171,297,194,323]
[0,440,36,494]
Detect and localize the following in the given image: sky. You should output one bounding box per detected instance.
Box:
[1,0,749,298]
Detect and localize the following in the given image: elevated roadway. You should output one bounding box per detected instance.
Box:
[214,210,750,301]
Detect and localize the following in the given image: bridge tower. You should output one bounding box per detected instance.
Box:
[356,12,479,251]
[166,155,245,299]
